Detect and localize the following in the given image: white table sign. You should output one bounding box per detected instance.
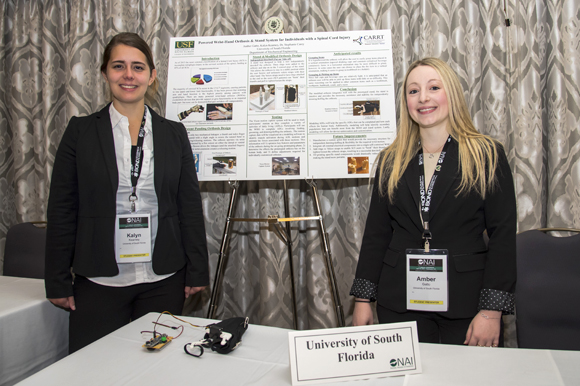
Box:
[288,322,421,385]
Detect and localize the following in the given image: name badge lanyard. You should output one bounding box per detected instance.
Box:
[129,106,148,213]
[419,135,451,252]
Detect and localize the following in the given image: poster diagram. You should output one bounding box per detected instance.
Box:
[166,30,396,181]
[191,74,213,85]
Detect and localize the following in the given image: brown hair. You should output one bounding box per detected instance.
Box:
[101,32,159,95]
[378,57,499,200]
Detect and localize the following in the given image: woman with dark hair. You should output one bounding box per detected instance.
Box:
[45,32,209,352]
[351,58,516,347]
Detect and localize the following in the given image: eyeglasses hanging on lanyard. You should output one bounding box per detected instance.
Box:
[129,107,148,213]
[419,135,451,252]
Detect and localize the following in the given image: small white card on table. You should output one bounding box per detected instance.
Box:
[288,321,421,385]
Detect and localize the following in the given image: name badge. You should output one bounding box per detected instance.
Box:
[115,212,152,263]
[406,249,448,312]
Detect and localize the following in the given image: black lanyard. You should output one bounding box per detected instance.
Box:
[129,106,148,212]
[419,135,452,249]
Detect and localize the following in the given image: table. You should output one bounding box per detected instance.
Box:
[16,312,580,385]
[0,276,69,386]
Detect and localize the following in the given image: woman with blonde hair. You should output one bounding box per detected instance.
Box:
[350,58,516,346]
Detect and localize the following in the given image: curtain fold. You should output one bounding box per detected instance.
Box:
[1,0,579,334]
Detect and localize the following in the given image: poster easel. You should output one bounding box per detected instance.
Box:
[206,179,345,329]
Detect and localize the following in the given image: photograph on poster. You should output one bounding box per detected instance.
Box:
[353,100,381,116]
[347,156,369,174]
[211,156,237,175]
[272,157,300,176]
[178,104,205,121]
[207,103,233,120]
[285,85,299,103]
[249,84,276,111]
[193,153,200,173]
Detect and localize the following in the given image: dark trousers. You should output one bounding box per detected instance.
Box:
[377,305,473,345]
[69,269,185,353]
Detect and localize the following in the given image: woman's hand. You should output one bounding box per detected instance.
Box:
[208,110,232,120]
[49,296,76,311]
[185,286,207,299]
[352,300,374,326]
[464,310,501,347]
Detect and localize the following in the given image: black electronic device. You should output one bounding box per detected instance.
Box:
[184,317,249,357]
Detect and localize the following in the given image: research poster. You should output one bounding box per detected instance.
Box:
[166,30,396,181]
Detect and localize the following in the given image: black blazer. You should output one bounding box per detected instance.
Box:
[355,139,516,318]
[45,104,209,299]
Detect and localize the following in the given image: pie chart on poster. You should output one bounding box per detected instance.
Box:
[191,74,213,85]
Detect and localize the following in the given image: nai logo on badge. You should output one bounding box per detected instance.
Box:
[410,258,442,272]
[119,217,149,229]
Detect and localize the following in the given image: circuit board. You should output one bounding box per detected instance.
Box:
[143,334,173,351]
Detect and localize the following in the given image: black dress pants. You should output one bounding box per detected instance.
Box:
[377,305,473,345]
[377,305,505,346]
[69,269,185,353]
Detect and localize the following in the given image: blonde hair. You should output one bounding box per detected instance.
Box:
[378,57,499,201]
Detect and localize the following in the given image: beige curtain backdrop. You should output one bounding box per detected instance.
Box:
[1,0,579,335]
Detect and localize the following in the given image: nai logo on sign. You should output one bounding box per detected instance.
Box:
[390,357,415,368]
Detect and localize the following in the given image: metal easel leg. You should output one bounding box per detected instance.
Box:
[307,179,345,327]
[207,180,239,319]
[283,180,299,330]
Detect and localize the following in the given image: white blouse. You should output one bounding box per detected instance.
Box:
[89,104,174,287]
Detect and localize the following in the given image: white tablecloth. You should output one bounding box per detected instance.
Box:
[16,312,580,386]
[0,276,68,386]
